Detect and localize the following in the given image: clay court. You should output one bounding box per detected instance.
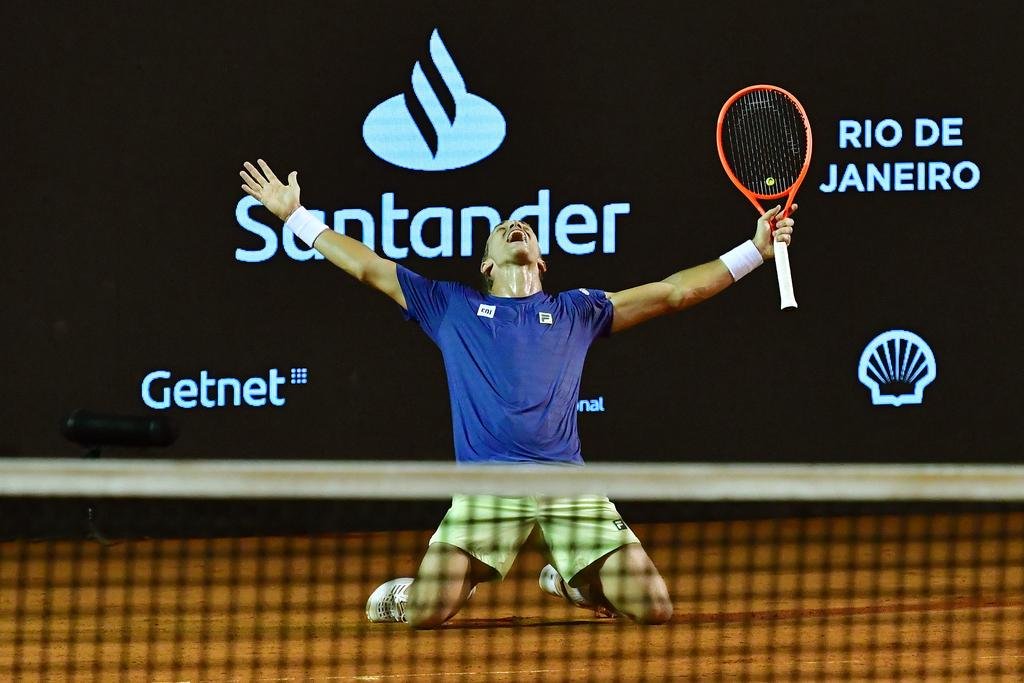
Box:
[3,511,1022,681]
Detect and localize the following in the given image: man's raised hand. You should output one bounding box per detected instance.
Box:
[752,203,796,261]
[240,159,300,221]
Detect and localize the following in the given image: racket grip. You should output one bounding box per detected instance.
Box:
[773,241,798,310]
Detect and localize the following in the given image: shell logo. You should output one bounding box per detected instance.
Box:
[857,330,936,406]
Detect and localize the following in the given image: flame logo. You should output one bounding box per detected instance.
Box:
[362,30,506,171]
[858,329,937,406]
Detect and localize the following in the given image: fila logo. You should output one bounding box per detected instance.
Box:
[538,312,553,325]
[477,304,496,318]
[613,519,628,531]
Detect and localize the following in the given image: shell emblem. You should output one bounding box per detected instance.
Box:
[857,329,936,406]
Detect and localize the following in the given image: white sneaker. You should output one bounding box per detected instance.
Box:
[539,564,584,605]
[365,577,413,623]
[539,565,616,618]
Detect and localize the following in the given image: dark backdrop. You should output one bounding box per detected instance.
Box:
[4,1,1021,463]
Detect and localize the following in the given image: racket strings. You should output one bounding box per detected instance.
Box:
[722,89,808,196]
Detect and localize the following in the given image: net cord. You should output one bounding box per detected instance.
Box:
[2,459,1023,500]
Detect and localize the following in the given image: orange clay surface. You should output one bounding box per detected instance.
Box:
[2,513,1023,681]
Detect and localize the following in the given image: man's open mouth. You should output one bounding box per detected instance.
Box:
[507,228,528,244]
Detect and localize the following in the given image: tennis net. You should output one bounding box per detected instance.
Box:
[1,459,1023,681]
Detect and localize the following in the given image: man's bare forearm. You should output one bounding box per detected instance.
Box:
[311,228,405,306]
[312,229,381,282]
[660,259,735,309]
[239,160,404,304]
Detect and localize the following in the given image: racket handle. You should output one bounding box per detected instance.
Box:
[773,241,798,310]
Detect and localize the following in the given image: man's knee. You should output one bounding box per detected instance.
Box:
[633,590,673,625]
[600,573,672,624]
[586,578,673,624]
[404,598,450,629]
[594,543,673,624]
[403,577,465,628]
[404,544,485,629]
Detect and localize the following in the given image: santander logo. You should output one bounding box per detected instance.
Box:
[362,29,506,171]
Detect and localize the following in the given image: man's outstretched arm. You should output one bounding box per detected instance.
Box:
[606,206,795,334]
[240,159,406,309]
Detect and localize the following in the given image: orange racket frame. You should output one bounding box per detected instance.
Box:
[716,84,811,309]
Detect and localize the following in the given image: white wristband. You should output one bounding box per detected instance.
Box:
[719,240,763,282]
[284,206,330,248]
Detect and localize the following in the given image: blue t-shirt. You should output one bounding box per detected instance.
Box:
[397,265,614,465]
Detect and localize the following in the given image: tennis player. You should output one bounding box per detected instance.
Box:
[240,159,795,628]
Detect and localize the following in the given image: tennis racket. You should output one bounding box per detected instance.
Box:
[717,85,811,310]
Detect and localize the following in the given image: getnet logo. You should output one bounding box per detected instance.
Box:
[141,368,309,410]
[363,29,505,171]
